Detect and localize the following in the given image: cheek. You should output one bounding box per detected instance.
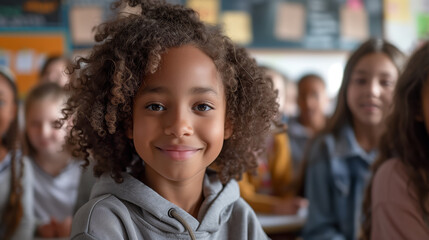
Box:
[381,88,395,106]
[54,128,67,142]
[0,107,15,131]
[132,117,158,146]
[346,87,356,110]
[26,129,42,151]
[26,126,39,141]
[197,117,226,148]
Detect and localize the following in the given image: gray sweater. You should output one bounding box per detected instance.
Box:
[71,169,269,240]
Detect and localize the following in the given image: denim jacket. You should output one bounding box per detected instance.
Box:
[302,124,376,240]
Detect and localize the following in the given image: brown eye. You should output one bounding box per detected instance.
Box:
[146,103,165,111]
[194,104,212,112]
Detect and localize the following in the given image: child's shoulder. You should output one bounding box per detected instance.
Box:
[373,158,409,192]
[71,193,130,239]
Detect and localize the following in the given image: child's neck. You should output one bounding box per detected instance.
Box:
[142,168,205,219]
[353,122,380,153]
[34,151,71,177]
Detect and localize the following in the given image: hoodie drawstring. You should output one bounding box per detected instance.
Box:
[168,208,197,240]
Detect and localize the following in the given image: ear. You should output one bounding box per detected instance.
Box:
[224,119,233,140]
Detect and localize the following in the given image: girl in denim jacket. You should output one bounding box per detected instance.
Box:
[301,39,405,240]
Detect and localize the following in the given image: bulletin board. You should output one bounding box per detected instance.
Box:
[64,0,384,51]
[188,0,384,51]
[0,33,66,98]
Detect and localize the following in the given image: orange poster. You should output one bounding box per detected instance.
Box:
[0,33,66,97]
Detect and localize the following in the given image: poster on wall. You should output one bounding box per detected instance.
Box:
[0,0,62,28]
[0,34,66,97]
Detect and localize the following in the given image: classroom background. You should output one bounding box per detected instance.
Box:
[0,0,428,100]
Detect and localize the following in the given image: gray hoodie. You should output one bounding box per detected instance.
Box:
[71,169,269,240]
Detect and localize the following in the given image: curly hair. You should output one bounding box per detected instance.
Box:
[361,41,429,239]
[63,0,278,184]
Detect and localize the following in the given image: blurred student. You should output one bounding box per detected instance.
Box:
[302,38,405,240]
[40,56,70,87]
[239,67,308,215]
[0,66,35,240]
[24,83,81,238]
[361,41,429,239]
[288,73,329,174]
[283,75,298,122]
[262,67,297,123]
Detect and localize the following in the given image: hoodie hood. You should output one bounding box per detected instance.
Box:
[89,169,240,235]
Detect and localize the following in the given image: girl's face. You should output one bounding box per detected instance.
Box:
[0,75,16,140]
[347,53,399,127]
[422,79,429,135]
[129,45,232,184]
[26,98,67,156]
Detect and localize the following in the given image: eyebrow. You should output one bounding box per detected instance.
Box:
[140,86,218,96]
[352,70,393,77]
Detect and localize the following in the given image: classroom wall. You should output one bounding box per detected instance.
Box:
[1,0,428,98]
[250,49,347,99]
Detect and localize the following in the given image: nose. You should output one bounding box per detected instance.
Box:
[40,123,52,137]
[164,107,194,138]
[368,79,381,97]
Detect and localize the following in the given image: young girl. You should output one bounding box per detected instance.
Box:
[0,66,35,239]
[302,39,405,240]
[361,41,429,239]
[24,82,81,238]
[65,0,276,239]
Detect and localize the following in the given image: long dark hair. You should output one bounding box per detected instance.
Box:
[0,67,23,240]
[325,38,405,137]
[361,41,429,239]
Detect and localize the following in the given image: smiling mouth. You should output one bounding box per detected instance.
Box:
[360,103,380,111]
[156,147,201,160]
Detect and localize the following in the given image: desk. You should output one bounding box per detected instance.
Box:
[257,207,307,235]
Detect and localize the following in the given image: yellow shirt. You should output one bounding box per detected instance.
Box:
[239,132,293,213]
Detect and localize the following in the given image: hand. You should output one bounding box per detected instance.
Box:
[56,216,72,237]
[36,218,57,238]
[272,197,309,215]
